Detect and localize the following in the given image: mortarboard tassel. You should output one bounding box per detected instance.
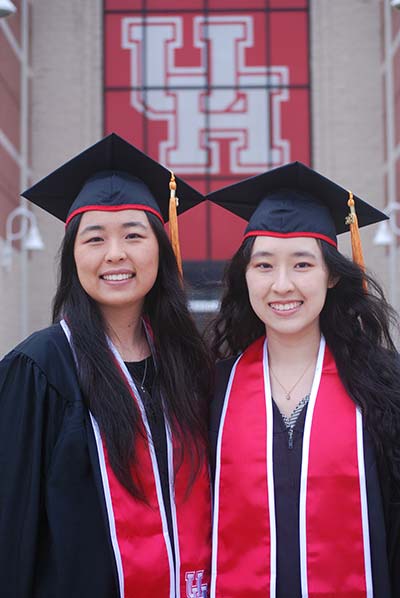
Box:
[346,191,367,291]
[168,171,183,279]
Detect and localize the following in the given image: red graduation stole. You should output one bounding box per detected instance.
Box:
[99,352,211,598]
[211,336,372,598]
[61,320,211,598]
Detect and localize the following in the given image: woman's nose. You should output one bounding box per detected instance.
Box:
[105,240,127,262]
[271,268,295,293]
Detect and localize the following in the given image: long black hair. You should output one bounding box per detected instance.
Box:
[211,237,264,358]
[53,212,212,499]
[211,237,400,486]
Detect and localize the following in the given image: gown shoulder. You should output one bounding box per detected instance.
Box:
[1,323,80,399]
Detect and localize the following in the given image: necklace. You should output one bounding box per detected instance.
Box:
[269,358,314,401]
[139,357,148,391]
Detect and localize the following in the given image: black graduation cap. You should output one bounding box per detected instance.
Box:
[207,161,387,248]
[22,133,203,226]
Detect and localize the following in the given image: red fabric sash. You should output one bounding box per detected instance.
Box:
[212,336,371,598]
[99,359,211,598]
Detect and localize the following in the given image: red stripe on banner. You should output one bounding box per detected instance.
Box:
[243,230,337,248]
[217,336,271,597]
[65,203,164,226]
[306,347,366,597]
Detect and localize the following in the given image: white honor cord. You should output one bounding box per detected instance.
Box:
[210,353,241,598]
[356,409,373,597]
[166,418,182,598]
[263,339,277,598]
[298,335,325,598]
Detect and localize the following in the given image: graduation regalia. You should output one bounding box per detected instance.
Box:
[0,134,212,597]
[0,323,211,598]
[210,338,396,598]
[207,162,400,597]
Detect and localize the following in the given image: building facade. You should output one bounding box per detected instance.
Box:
[0,0,397,355]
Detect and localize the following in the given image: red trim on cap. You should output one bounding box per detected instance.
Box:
[65,204,164,227]
[242,230,338,247]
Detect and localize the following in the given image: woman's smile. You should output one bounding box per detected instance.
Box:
[268,300,303,314]
[100,269,136,283]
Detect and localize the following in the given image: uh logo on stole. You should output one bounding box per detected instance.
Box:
[185,570,207,598]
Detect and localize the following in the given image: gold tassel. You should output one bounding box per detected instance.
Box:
[345,191,367,291]
[168,171,183,279]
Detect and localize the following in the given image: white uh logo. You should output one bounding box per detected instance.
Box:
[122,15,290,174]
[185,570,208,598]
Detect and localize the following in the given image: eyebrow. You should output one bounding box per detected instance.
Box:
[251,250,317,259]
[79,221,148,236]
[122,221,148,230]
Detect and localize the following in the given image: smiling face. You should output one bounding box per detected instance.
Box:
[245,236,333,341]
[74,209,159,317]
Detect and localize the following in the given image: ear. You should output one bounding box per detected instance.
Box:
[327,275,340,289]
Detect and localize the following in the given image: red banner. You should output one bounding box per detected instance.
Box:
[104,2,310,259]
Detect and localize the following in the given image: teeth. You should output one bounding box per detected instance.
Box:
[102,273,133,281]
[270,301,301,311]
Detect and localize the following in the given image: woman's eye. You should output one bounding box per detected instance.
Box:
[295,262,312,269]
[255,262,272,270]
[85,236,104,244]
[126,233,142,240]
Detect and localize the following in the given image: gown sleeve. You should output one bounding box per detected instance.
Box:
[388,498,400,596]
[378,351,400,596]
[384,447,400,597]
[387,353,400,596]
[0,350,66,597]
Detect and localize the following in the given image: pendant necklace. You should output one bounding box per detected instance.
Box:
[139,357,148,392]
[269,357,314,401]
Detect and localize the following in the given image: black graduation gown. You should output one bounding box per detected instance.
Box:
[0,323,171,598]
[210,357,399,598]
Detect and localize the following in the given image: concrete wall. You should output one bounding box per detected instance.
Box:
[27,0,103,337]
[311,0,387,285]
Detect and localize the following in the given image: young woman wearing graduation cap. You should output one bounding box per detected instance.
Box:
[0,134,211,598]
[208,162,400,598]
